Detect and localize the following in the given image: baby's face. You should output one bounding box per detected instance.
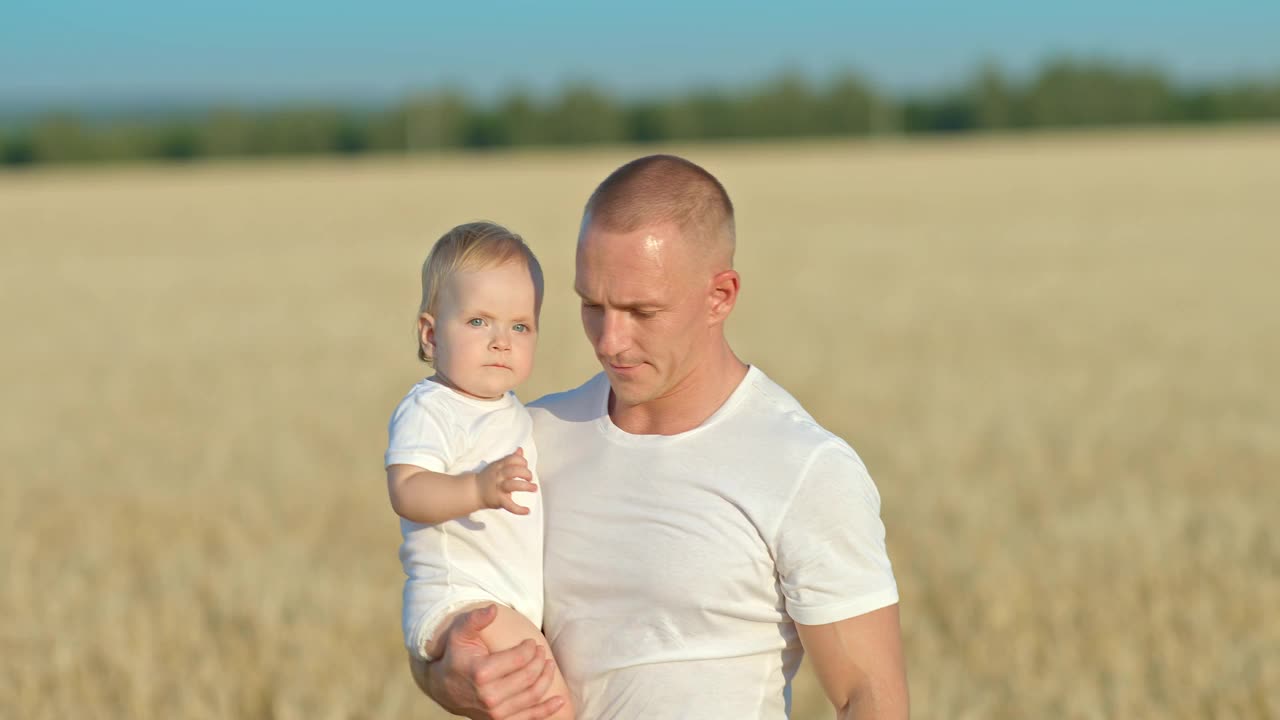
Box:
[427,262,538,400]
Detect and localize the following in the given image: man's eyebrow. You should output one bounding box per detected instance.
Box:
[574,294,663,312]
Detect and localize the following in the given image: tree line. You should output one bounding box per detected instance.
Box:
[4,58,1279,167]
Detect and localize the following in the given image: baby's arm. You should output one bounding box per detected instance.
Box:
[387,449,537,525]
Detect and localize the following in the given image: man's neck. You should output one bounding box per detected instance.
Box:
[609,342,749,436]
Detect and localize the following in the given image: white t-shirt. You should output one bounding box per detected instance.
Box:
[386,378,544,660]
[528,366,898,719]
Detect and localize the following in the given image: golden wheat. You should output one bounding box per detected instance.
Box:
[2,127,1278,719]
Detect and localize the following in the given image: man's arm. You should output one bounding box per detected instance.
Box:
[796,604,909,720]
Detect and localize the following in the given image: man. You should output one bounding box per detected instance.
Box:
[413,155,908,719]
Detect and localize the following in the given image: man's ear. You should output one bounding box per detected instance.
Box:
[418,312,437,361]
[707,269,740,325]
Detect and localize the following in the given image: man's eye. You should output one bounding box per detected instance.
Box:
[581,302,601,312]
[468,318,484,327]
[513,323,529,333]
[633,310,656,320]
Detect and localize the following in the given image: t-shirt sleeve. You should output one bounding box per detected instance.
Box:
[384,392,452,472]
[774,440,899,626]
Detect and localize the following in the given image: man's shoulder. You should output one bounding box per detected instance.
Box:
[527,373,608,424]
[738,367,848,453]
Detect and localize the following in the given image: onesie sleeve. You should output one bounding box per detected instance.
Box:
[774,440,899,626]
[384,391,452,472]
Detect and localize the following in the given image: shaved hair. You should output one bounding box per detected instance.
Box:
[582,154,736,268]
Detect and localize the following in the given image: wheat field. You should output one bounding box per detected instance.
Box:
[2,127,1278,719]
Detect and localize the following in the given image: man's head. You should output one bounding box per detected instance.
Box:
[575,155,741,407]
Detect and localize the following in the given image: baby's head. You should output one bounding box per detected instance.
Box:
[417,222,544,400]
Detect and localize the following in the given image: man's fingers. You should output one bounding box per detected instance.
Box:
[474,639,540,685]
[456,604,499,639]
[509,691,570,717]
[488,661,565,717]
[484,654,559,718]
[505,694,567,720]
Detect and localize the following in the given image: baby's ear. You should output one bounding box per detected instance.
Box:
[418,312,436,361]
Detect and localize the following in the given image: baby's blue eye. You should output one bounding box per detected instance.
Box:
[513,323,529,333]
[468,318,484,327]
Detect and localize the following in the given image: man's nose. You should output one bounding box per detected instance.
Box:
[595,310,629,357]
[490,328,511,350]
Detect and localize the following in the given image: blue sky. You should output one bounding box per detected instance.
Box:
[3,0,1279,107]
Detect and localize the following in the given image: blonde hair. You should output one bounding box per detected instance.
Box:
[416,221,544,363]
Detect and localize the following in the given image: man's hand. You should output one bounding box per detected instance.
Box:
[423,605,567,720]
[474,449,537,515]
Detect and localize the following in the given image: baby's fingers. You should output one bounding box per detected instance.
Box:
[500,478,538,494]
[500,495,532,515]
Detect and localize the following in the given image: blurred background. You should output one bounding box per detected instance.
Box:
[2,2,1278,718]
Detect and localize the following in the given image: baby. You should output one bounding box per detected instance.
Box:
[385,221,571,716]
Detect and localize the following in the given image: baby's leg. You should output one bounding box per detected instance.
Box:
[480,604,575,720]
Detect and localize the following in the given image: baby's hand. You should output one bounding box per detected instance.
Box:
[474,448,537,515]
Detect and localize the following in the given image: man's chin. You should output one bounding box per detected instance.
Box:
[605,374,658,406]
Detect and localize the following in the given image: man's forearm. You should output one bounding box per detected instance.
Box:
[408,652,433,696]
[837,682,908,720]
[410,653,474,717]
